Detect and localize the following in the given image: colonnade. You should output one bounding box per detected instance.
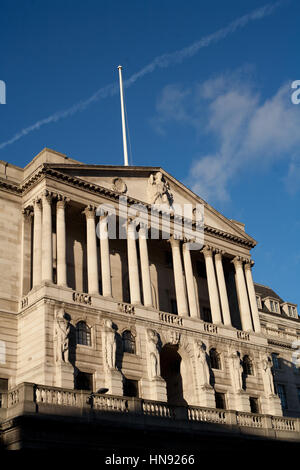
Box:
[26,192,261,333]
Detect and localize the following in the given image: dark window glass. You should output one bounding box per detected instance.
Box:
[243,355,253,376]
[215,392,226,409]
[276,384,288,410]
[203,307,212,323]
[249,397,260,414]
[0,378,8,392]
[272,353,281,369]
[123,379,139,398]
[196,261,207,279]
[75,372,93,391]
[165,251,173,268]
[122,330,136,354]
[76,321,91,346]
[210,348,221,370]
[171,299,178,315]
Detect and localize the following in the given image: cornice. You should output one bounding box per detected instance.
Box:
[1,164,255,249]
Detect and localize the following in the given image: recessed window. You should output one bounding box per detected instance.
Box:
[210,348,221,370]
[288,305,297,318]
[165,251,173,268]
[76,321,91,346]
[196,261,207,279]
[123,378,139,398]
[272,353,281,369]
[242,355,254,376]
[249,397,260,414]
[171,298,178,315]
[75,371,93,391]
[215,392,226,409]
[203,307,212,323]
[122,330,136,354]
[276,384,288,410]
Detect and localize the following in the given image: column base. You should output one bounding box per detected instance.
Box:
[54,362,74,389]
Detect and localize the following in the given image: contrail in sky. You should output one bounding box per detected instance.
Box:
[0,1,282,151]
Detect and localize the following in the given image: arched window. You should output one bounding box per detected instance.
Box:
[243,355,253,376]
[209,348,221,370]
[122,330,136,354]
[76,321,91,346]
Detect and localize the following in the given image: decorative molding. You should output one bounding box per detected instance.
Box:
[0,164,256,248]
[112,177,127,194]
[118,302,135,315]
[159,312,183,326]
[72,292,92,305]
[203,322,218,334]
[237,331,250,341]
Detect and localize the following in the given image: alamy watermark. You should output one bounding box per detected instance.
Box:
[0,80,6,104]
[95,196,204,250]
[291,80,300,104]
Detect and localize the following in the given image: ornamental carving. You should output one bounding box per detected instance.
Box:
[112,177,127,194]
[148,171,173,206]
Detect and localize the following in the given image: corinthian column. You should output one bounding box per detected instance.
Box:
[232,257,253,331]
[127,219,141,305]
[244,262,261,333]
[32,199,42,287]
[202,246,222,324]
[169,237,188,317]
[84,205,99,294]
[215,250,231,326]
[21,208,33,295]
[42,191,53,283]
[56,196,68,286]
[139,224,152,307]
[182,242,198,318]
[99,213,112,297]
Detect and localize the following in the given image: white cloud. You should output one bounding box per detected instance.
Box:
[152,72,300,202]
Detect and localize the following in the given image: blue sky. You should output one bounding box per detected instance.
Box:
[0,0,299,306]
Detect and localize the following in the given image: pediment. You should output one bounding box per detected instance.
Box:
[46,163,256,246]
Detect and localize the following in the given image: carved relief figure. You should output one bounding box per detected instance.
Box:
[148,172,173,206]
[231,351,243,392]
[54,307,70,363]
[147,329,161,379]
[262,354,275,395]
[196,341,210,387]
[105,319,117,369]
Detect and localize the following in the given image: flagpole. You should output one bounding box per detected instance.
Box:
[118,65,129,166]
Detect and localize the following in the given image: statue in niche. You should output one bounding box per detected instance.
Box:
[54,306,70,363]
[231,351,243,392]
[147,329,161,379]
[104,319,117,369]
[262,354,275,395]
[148,171,173,206]
[196,341,210,387]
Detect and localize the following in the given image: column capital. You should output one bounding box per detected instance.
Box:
[232,255,243,266]
[244,259,255,269]
[168,235,181,247]
[22,207,33,220]
[202,245,215,257]
[139,222,149,235]
[33,197,42,209]
[56,194,70,209]
[214,249,226,259]
[83,205,96,219]
[42,189,54,203]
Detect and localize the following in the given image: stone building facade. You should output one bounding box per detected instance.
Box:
[0,147,299,449]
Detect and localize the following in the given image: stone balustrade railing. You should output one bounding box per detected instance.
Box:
[0,383,299,440]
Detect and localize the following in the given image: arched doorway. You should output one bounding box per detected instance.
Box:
[160,344,188,406]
